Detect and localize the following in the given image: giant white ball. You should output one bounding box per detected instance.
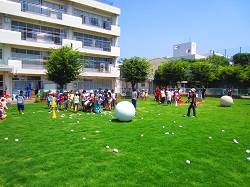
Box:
[115,101,135,122]
[220,96,234,107]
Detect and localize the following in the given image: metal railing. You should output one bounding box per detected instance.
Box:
[8,0,63,19]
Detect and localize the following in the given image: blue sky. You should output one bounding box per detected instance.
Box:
[111,0,250,59]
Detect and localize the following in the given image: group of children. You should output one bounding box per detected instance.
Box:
[47,88,117,113]
[154,87,183,106]
[0,90,25,120]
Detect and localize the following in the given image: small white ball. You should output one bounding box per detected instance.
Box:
[221,129,225,132]
[113,149,118,153]
[172,132,175,135]
[246,157,250,161]
[15,139,19,142]
[106,146,110,149]
[165,132,169,135]
[4,137,8,140]
[179,125,182,128]
[233,139,239,144]
[209,136,212,139]
[174,121,176,123]
[77,121,79,123]
[186,160,191,164]
[141,118,143,120]
[158,114,161,116]
[82,137,86,140]
[246,149,250,154]
[71,130,74,132]
[141,134,144,137]
[162,126,165,128]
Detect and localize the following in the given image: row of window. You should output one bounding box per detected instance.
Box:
[10,20,113,49]
[74,32,111,51]
[74,9,112,30]
[74,80,112,91]
[11,21,64,45]
[10,48,114,69]
[9,0,64,19]
[9,0,114,30]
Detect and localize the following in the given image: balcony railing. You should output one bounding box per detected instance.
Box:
[8,0,63,19]
[10,26,64,45]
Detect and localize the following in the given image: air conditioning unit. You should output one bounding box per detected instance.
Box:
[100,63,105,72]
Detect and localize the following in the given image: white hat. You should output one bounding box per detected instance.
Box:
[191,88,196,92]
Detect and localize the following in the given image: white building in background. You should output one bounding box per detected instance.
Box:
[169,41,206,60]
[0,0,121,96]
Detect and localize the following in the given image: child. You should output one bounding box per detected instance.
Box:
[107,92,112,111]
[97,94,103,113]
[0,102,7,120]
[69,90,74,110]
[1,97,8,110]
[111,89,117,109]
[59,93,64,110]
[16,90,25,114]
[47,93,53,111]
[145,91,148,101]
[74,92,80,113]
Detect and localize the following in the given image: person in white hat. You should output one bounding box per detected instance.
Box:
[186,88,197,117]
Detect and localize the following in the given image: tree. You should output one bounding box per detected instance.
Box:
[218,65,247,87]
[207,54,230,67]
[45,46,86,88]
[154,65,167,87]
[187,61,217,87]
[120,57,151,89]
[154,60,189,87]
[232,53,250,67]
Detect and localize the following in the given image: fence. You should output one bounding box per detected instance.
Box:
[119,88,249,97]
[212,46,250,59]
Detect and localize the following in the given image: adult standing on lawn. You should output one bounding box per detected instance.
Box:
[227,87,232,97]
[25,85,31,99]
[132,88,137,109]
[201,86,206,100]
[186,88,197,117]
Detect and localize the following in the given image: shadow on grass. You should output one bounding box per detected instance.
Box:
[111,119,133,123]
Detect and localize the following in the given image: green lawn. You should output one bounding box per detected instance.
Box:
[0,98,250,187]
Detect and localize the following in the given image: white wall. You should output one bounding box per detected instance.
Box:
[173,42,196,57]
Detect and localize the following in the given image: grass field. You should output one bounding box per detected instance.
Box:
[0,97,250,187]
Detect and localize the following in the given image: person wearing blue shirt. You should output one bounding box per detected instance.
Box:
[26,85,31,99]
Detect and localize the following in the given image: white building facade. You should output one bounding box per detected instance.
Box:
[0,0,121,96]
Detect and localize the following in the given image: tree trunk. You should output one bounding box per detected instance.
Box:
[131,81,136,90]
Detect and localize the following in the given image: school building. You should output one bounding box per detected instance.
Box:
[0,0,121,97]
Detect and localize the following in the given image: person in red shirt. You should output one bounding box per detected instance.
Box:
[155,87,161,105]
[59,94,64,110]
[2,91,9,99]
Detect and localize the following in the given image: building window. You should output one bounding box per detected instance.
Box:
[73,9,112,30]
[11,21,64,44]
[174,45,180,50]
[0,17,2,29]
[74,32,111,51]
[11,48,48,69]
[80,56,113,71]
[0,49,2,60]
[17,0,64,19]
